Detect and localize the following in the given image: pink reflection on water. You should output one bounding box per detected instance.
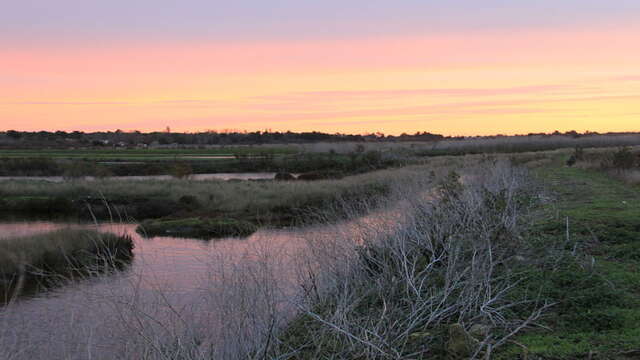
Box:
[0,220,312,359]
[0,203,401,359]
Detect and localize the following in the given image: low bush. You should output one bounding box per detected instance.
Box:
[612,147,636,170]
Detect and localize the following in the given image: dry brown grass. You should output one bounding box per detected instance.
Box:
[293,134,640,155]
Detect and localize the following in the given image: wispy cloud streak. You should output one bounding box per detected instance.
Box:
[259,85,572,101]
[6,101,132,105]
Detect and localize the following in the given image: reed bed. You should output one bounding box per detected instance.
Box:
[0,229,133,303]
[296,134,640,155]
[0,163,458,223]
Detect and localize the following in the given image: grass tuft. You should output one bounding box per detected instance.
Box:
[0,229,134,303]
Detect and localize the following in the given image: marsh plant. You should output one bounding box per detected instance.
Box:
[0,229,134,304]
[611,146,637,171]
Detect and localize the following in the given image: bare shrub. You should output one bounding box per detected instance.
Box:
[272,161,550,359]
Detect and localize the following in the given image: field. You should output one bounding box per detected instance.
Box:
[296,133,640,154]
[0,146,297,159]
[493,164,640,358]
[1,133,639,178]
[0,147,403,177]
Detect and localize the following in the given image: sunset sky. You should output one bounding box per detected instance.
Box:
[2,1,640,135]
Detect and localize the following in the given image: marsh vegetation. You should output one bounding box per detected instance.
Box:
[0,163,432,227]
[0,229,133,304]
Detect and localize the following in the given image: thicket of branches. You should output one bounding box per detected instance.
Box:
[269,161,552,359]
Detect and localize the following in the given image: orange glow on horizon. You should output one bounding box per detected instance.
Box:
[2,26,640,136]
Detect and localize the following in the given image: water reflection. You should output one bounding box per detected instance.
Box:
[0,221,309,359]
[0,208,397,360]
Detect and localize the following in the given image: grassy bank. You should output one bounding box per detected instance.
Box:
[0,162,457,226]
[0,229,134,303]
[493,166,640,359]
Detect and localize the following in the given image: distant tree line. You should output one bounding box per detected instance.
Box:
[0,130,445,148]
[0,129,637,149]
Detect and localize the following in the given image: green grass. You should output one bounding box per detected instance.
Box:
[0,229,134,302]
[0,148,404,177]
[496,166,640,359]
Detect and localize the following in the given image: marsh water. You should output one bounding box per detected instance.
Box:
[0,221,313,359]
[0,199,401,360]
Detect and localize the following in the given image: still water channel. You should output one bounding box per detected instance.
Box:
[0,221,315,359]
[0,198,400,360]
